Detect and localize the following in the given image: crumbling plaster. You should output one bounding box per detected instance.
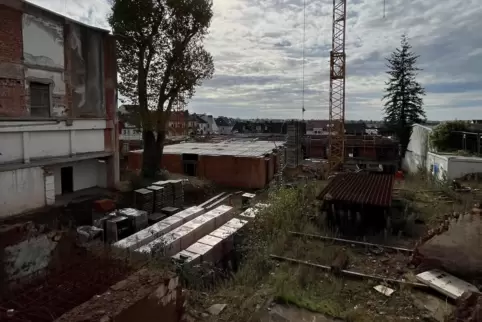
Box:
[22,13,64,69]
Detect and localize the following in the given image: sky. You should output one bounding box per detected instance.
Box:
[30,0,482,120]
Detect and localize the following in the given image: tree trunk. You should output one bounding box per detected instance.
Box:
[142,130,162,179]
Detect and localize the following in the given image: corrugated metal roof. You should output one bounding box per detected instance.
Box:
[318,172,394,207]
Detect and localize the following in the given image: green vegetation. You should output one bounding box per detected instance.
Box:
[383,35,426,157]
[429,120,470,152]
[109,0,214,178]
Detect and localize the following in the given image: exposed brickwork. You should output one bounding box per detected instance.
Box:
[0,78,27,116]
[0,4,27,117]
[0,5,23,64]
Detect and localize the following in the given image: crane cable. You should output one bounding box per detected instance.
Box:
[301,0,306,120]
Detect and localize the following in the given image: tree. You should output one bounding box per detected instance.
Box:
[109,0,214,178]
[382,35,426,157]
[430,121,470,152]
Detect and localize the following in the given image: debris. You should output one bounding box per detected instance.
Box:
[289,231,413,254]
[416,270,479,300]
[369,245,385,255]
[270,254,429,289]
[374,285,395,297]
[207,303,227,316]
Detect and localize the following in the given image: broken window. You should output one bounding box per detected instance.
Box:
[30,82,50,117]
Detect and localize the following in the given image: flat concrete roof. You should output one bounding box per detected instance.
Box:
[132,141,285,157]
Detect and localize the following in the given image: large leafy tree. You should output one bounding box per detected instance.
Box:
[109,0,214,178]
[382,35,426,157]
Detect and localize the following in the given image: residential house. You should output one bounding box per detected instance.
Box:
[187,113,198,135]
[168,111,188,136]
[344,122,366,135]
[198,114,218,134]
[0,1,118,218]
[195,115,209,134]
[215,117,233,134]
[118,105,142,154]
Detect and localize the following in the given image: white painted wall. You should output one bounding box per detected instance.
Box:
[448,157,482,180]
[73,159,101,191]
[22,14,64,69]
[403,124,433,173]
[427,152,449,181]
[217,126,233,134]
[51,159,107,195]
[0,119,107,164]
[0,167,45,218]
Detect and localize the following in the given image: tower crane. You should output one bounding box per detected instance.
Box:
[328,0,347,172]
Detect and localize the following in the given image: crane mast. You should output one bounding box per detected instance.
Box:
[328,0,347,172]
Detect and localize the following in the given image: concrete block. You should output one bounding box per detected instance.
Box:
[137,231,182,257]
[185,242,214,262]
[172,250,201,266]
[113,206,203,251]
[224,218,248,230]
[198,235,223,263]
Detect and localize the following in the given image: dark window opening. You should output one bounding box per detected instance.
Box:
[61,166,74,194]
[30,82,50,117]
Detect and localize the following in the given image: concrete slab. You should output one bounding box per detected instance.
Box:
[418,214,482,279]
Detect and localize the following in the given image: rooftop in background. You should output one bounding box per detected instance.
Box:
[131,141,284,157]
[318,172,394,207]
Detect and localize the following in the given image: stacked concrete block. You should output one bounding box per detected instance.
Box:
[171,179,184,208]
[146,185,165,212]
[137,205,234,257]
[153,181,174,207]
[118,208,148,232]
[172,217,248,266]
[134,188,154,214]
[113,206,204,251]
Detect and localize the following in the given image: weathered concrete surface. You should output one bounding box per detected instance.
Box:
[418,214,482,279]
[55,268,186,322]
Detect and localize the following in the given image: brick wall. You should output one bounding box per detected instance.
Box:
[55,269,186,322]
[0,4,26,117]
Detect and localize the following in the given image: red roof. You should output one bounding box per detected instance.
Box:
[319,172,394,207]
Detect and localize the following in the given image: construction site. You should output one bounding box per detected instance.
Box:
[1,1,482,322]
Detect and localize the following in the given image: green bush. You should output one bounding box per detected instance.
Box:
[429,120,469,152]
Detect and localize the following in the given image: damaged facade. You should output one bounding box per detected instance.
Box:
[0,1,118,218]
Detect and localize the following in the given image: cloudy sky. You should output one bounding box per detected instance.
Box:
[31,0,482,120]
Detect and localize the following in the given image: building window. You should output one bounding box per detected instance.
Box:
[30,82,50,117]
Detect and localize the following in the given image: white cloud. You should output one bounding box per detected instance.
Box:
[29,0,482,120]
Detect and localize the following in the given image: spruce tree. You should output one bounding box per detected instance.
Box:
[382,35,426,157]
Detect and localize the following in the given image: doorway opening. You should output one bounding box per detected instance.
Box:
[182,153,199,176]
[61,166,74,194]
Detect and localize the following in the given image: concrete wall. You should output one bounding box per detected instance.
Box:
[0,119,108,164]
[0,167,45,217]
[426,152,449,181]
[50,159,106,195]
[403,124,432,173]
[448,157,482,180]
